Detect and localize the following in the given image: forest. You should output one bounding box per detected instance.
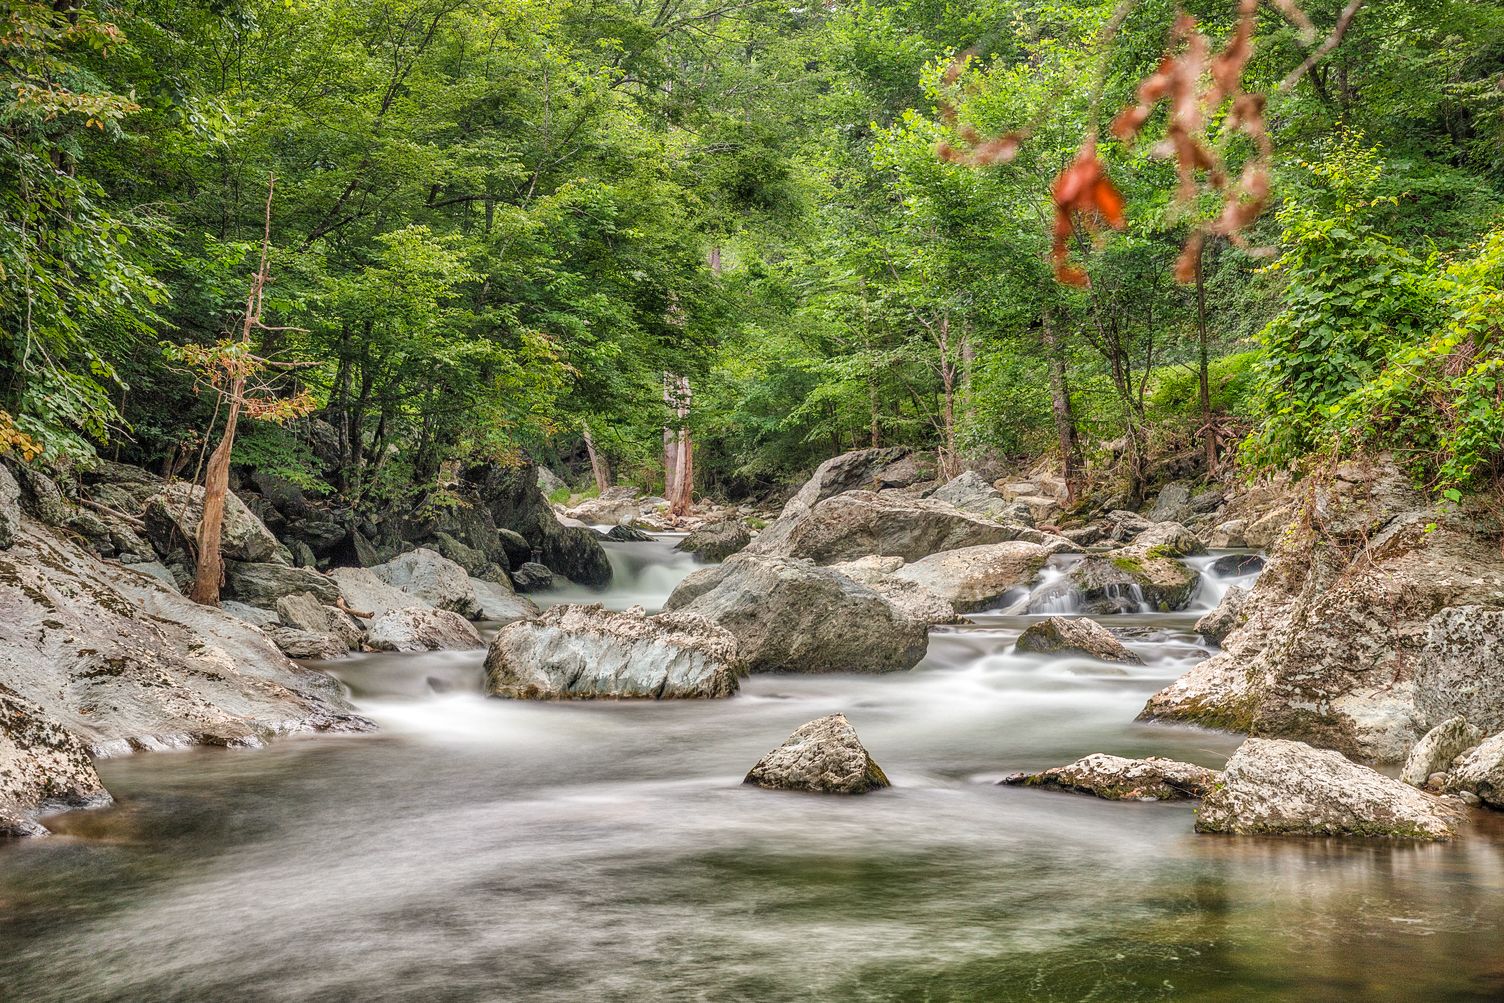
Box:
[5,2,1504,1000]
[7,0,1502,510]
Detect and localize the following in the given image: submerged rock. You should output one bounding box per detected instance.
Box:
[1195,738,1463,840]
[485,604,740,699]
[1,685,112,838]
[744,714,890,794]
[368,608,483,653]
[676,520,750,561]
[1401,716,1484,787]
[664,554,929,673]
[1015,616,1140,664]
[886,542,1058,613]
[1446,732,1504,808]
[1003,754,1216,801]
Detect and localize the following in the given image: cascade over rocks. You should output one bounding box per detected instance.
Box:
[664,554,930,673]
[1029,549,1200,614]
[676,520,751,561]
[885,541,1060,613]
[1,685,112,838]
[744,714,890,794]
[0,515,368,756]
[1015,616,1140,664]
[1196,738,1464,839]
[485,604,740,699]
[1142,458,1504,762]
[1003,754,1216,800]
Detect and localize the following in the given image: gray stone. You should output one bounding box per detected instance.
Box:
[0,465,24,550]
[1149,481,1193,523]
[1015,616,1140,664]
[744,714,890,794]
[330,567,428,617]
[1209,519,1249,549]
[605,524,654,543]
[485,604,740,699]
[367,608,483,653]
[930,471,1034,525]
[665,554,929,674]
[1195,587,1249,646]
[1446,732,1504,808]
[676,520,750,561]
[266,627,349,661]
[220,600,282,628]
[471,578,539,624]
[1195,738,1463,840]
[143,482,284,563]
[225,561,342,606]
[1003,754,1216,800]
[886,542,1058,613]
[1030,551,1200,614]
[1208,553,1264,578]
[1,684,112,838]
[1401,716,1484,787]
[370,548,481,618]
[1129,521,1205,557]
[511,561,555,592]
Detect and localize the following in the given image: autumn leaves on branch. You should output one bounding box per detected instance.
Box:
[939,0,1366,286]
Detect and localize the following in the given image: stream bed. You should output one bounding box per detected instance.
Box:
[2,537,1503,1001]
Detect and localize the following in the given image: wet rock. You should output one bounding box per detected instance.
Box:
[887,542,1059,613]
[1,685,112,837]
[1195,587,1249,646]
[1208,553,1264,578]
[1401,716,1484,787]
[370,548,481,618]
[471,578,539,624]
[1015,616,1140,664]
[676,520,750,561]
[368,608,484,653]
[605,524,654,543]
[1195,738,1463,840]
[511,561,555,592]
[664,554,929,674]
[1446,732,1504,808]
[1143,458,1504,762]
[1003,754,1216,800]
[0,518,369,753]
[485,604,740,699]
[744,714,890,794]
[225,561,343,606]
[143,482,285,564]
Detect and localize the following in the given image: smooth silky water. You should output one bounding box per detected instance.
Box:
[3,537,1503,1001]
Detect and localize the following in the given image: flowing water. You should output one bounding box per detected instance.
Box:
[3,538,1503,1001]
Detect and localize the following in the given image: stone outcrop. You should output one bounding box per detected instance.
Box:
[885,542,1058,613]
[1,685,112,837]
[367,608,484,653]
[471,462,612,588]
[485,604,740,699]
[0,516,368,756]
[1446,732,1504,808]
[1003,754,1216,800]
[744,714,890,794]
[1015,616,1140,664]
[744,447,930,556]
[676,520,751,561]
[1401,716,1484,787]
[471,578,539,623]
[664,554,929,673]
[1142,459,1504,762]
[1195,738,1463,840]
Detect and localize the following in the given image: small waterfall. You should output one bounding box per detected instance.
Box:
[539,534,704,613]
[1184,551,1266,611]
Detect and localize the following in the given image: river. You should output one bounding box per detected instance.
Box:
[2,537,1502,1001]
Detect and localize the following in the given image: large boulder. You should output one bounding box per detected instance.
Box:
[1446,732,1504,808]
[1195,586,1249,646]
[511,561,555,592]
[744,714,890,794]
[664,554,929,674]
[273,592,362,653]
[1148,481,1193,523]
[1195,738,1463,840]
[826,556,963,626]
[369,548,481,618]
[329,567,427,617]
[225,561,342,606]
[0,518,368,755]
[485,604,740,699]
[471,578,539,624]
[1003,754,1216,801]
[930,471,1033,524]
[886,542,1058,613]
[676,520,751,561]
[367,608,483,653]
[265,627,350,661]
[749,489,1049,565]
[1129,521,1205,558]
[1015,616,1140,664]
[1142,459,1504,762]
[143,481,285,564]
[745,447,930,556]
[1401,716,1484,787]
[1,685,112,837]
[471,462,612,589]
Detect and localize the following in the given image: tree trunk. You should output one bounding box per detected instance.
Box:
[668,376,693,518]
[1042,309,1082,504]
[1195,239,1217,476]
[662,371,679,499]
[582,419,610,493]
[938,315,958,481]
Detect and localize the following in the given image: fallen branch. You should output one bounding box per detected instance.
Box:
[336,596,373,619]
[76,497,147,530]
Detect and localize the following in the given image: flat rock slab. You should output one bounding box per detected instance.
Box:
[1196,738,1464,840]
[744,714,890,794]
[1003,754,1217,801]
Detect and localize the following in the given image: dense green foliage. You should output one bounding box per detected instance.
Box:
[3,0,1502,507]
